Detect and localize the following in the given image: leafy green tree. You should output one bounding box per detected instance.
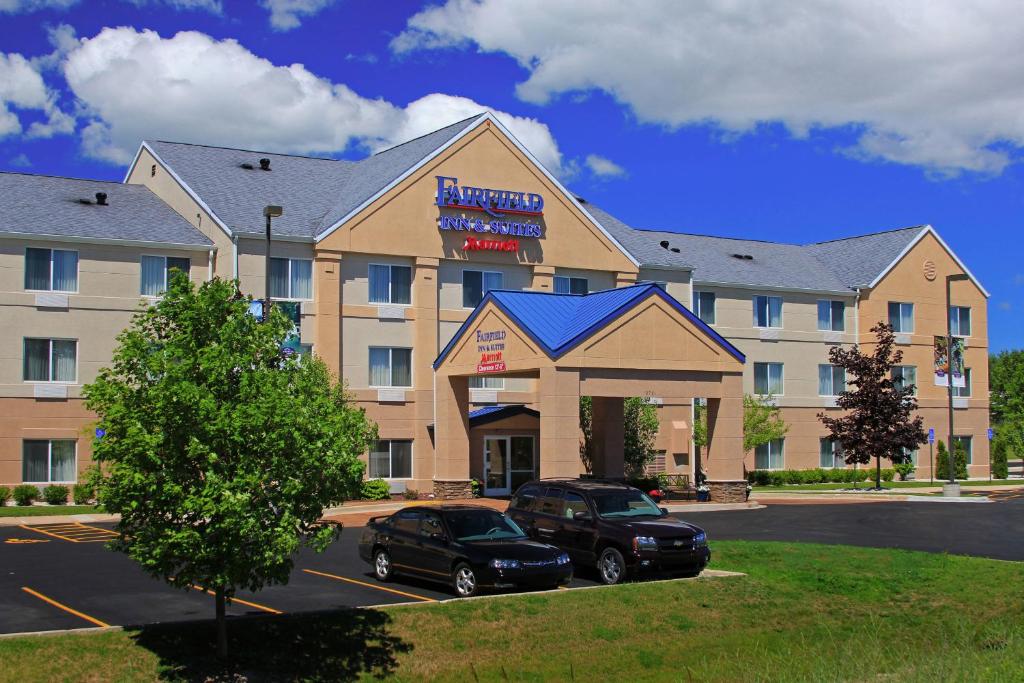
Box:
[693,400,708,483]
[579,396,595,474]
[84,275,376,658]
[743,394,789,453]
[624,397,661,476]
[935,440,968,480]
[990,350,1024,459]
[991,436,1009,479]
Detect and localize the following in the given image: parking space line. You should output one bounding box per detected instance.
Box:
[188,585,283,614]
[302,568,438,603]
[19,523,117,543]
[20,525,80,542]
[21,587,111,628]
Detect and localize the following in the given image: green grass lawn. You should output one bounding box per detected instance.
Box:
[0,504,103,517]
[754,479,1024,492]
[2,541,1022,681]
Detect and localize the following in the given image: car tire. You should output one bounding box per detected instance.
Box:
[452,562,480,598]
[597,547,627,585]
[373,548,393,582]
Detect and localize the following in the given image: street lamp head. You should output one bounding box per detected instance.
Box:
[263,205,283,218]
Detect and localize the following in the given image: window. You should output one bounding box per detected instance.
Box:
[141,255,191,296]
[753,295,782,328]
[891,365,917,394]
[819,439,845,468]
[953,436,973,465]
[22,440,76,483]
[817,300,845,332]
[753,362,784,395]
[693,291,716,325]
[755,439,785,470]
[950,306,971,337]
[536,487,564,516]
[511,484,542,511]
[554,275,588,295]
[888,302,914,333]
[369,347,412,387]
[269,257,312,300]
[368,264,411,305]
[25,248,78,292]
[463,269,503,308]
[818,364,846,396]
[391,509,422,534]
[953,368,972,398]
[469,376,504,390]
[368,440,413,479]
[900,447,919,466]
[23,338,76,383]
[419,511,444,537]
[563,492,589,519]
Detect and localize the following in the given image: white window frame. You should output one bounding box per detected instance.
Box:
[269,257,313,301]
[953,367,972,398]
[469,376,505,390]
[463,269,503,309]
[24,247,79,294]
[818,364,846,397]
[554,275,589,295]
[892,365,918,395]
[950,306,971,337]
[368,439,414,480]
[888,302,915,333]
[755,438,785,470]
[22,439,77,484]
[819,438,845,468]
[141,254,191,298]
[368,263,412,306]
[693,291,716,325]
[368,347,413,388]
[817,299,845,332]
[753,362,784,396]
[753,295,783,329]
[23,337,78,384]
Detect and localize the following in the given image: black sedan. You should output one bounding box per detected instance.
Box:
[358,505,572,597]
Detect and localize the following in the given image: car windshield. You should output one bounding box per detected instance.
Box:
[591,490,664,518]
[445,510,527,542]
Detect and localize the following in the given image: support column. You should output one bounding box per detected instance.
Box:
[590,396,624,479]
[413,257,440,484]
[539,366,582,479]
[704,372,746,502]
[433,373,473,499]
[313,250,343,378]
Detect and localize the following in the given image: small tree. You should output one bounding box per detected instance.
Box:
[84,275,376,658]
[744,394,789,453]
[693,400,708,483]
[579,396,595,474]
[819,323,927,489]
[991,435,1009,479]
[935,440,968,480]
[623,397,660,476]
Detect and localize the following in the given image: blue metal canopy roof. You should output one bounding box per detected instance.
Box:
[434,283,746,369]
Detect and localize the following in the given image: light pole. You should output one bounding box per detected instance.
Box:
[944,272,969,497]
[263,205,283,322]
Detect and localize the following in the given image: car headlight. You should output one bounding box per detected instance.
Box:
[556,552,571,566]
[490,558,522,569]
[693,531,707,546]
[633,535,658,552]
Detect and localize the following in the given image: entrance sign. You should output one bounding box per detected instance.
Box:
[933,336,965,388]
[476,328,507,373]
[436,175,544,239]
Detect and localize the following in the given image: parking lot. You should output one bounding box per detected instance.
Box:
[2,496,1022,635]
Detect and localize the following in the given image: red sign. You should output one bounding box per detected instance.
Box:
[463,237,519,252]
[477,350,505,373]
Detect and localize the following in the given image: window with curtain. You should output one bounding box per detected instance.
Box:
[818,364,846,396]
[463,270,503,308]
[953,436,973,464]
[819,439,844,468]
[368,440,412,478]
[25,248,78,292]
[953,368,972,398]
[469,376,504,390]
[269,258,313,300]
[888,302,914,333]
[141,255,190,296]
[755,439,785,469]
[817,300,845,331]
[693,291,716,325]
[753,295,782,328]
[22,439,76,482]
[368,264,412,304]
[554,275,588,295]
[753,362,784,395]
[950,306,971,337]
[369,347,412,387]
[891,365,917,394]
[23,338,76,382]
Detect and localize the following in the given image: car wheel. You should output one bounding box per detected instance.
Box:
[452,562,479,597]
[598,547,626,585]
[373,548,393,582]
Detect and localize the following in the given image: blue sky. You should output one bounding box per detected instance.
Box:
[1,1,1022,350]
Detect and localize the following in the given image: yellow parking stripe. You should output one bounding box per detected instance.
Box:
[21,587,110,628]
[20,524,80,542]
[302,568,437,603]
[189,585,283,614]
[20,523,117,543]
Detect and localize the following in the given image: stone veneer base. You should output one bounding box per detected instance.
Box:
[433,479,474,500]
[709,479,748,503]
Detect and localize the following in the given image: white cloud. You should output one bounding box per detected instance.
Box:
[0,51,73,139]
[585,154,625,178]
[9,152,31,167]
[60,27,568,175]
[128,0,223,12]
[261,0,337,31]
[394,0,1024,176]
[998,301,1012,311]
[0,0,77,12]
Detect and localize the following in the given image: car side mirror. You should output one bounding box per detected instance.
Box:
[573,511,593,523]
[660,507,669,516]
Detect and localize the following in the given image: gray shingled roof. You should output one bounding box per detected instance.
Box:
[146,114,483,240]
[586,201,925,293]
[0,173,213,246]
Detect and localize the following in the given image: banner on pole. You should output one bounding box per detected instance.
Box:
[933,336,965,388]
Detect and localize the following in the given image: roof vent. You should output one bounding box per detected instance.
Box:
[95,192,108,206]
[670,247,680,253]
[259,158,271,171]
[240,162,254,170]
[731,253,753,260]
[659,240,670,249]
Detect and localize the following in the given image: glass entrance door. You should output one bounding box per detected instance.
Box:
[484,437,510,495]
[509,436,536,493]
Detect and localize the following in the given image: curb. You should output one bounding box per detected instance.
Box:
[904,495,992,504]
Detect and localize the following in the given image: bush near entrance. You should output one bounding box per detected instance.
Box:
[0,486,10,506]
[991,437,1009,479]
[748,468,894,486]
[42,485,68,505]
[73,482,94,505]
[359,479,391,501]
[13,484,38,506]
[935,440,969,480]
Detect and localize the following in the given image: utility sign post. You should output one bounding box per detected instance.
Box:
[928,428,935,484]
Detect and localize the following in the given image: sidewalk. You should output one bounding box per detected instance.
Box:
[0,511,118,526]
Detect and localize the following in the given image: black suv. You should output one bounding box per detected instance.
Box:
[507,479,709,585]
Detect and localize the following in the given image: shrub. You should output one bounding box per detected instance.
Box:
[13,484,38,506]
[881,468,895,483]
[359,478,391,501]
[73,482,94,505]
[471,478,483,498]
[43,484,69,505]
[991,438,1009,480]
[936,440,969,480]
[403,488,419,500]
[0,486,10,506]
[893,462,916,481]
